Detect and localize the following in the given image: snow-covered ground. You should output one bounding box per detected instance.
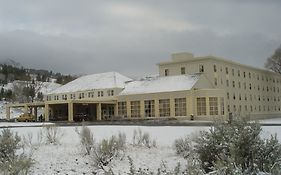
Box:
[0,124,278,174]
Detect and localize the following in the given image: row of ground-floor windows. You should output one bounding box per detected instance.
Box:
[118,97,223,117]
[197,97,224,116]
[117,98,187,117]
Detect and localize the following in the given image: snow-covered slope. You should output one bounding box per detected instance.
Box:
[3,80,61,93]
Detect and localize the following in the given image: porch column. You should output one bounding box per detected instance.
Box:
[97,103,101,120]
[44,104,49,121]
[34,107,38,120]
[24,104,28,114]
[68,102,73,122]
[6,106,10,120]
[218,97,221,117]
[170,98,175,118]
[140,100,145,118]
[155,99,160,118]
[206,97,210,118]
[114,103,118,117]
[126,101,131,118]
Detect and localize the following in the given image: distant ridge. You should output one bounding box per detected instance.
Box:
[0,58,21,67]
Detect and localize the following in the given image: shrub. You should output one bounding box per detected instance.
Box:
[0,129,33,175]
[174,136,193,159]
[92,132,126,172]
[127,156,203,175]
[194,118,281,174]
[43,125,64,145]
[132,128,156,148]
[75,125,94,155]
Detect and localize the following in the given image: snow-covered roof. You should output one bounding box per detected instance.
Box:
[49,72,132,94]
[119,74,200,95]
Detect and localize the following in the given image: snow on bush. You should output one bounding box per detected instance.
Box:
[92,132,127,173]
[0,129,33,175]
[132,128,156,148]
[42,125,64,145]
[75,125,94,155]
[192,118,281,174]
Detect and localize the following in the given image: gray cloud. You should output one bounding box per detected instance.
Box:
[0,0,280,78]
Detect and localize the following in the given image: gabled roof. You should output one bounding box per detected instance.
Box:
[119,74,201,95]
[49,72,132,94]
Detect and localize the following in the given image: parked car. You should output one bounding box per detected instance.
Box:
[16,113,36,122]
[74,113,89,122]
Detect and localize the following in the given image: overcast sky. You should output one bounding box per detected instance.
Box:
[0,0,280,78]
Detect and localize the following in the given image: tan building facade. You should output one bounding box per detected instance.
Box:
[7,52,279,121]
[158,52,281,119]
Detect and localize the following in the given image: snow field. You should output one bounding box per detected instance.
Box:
[1,125,279,174]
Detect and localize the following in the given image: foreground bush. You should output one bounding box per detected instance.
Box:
[92,132,126,172]
[132,128,156,148]
[193,118,281,174]
[75,125,94,155]
[42,125,64,145]
[0,129,33,175]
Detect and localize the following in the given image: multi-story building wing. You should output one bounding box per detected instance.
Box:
[158,52,281,118]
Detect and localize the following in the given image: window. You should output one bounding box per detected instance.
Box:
[181,67,186,75]
[88,92,94,98]
[226,80,229,87]
[144,100,155,117]
[98,91,104,97]
[249,72,251,79]
[197,97,206,116]
[225,67,228,74]
[164,69,169,76]
[209,97,218,115]
[79,93,84,99]
[159,99,170,117]
[238,70,240,77]
[232,69,234,76]
[131,101,140,117]
[220,97,225,115]
[107,90,114,96]
[199,65,204,73]
[232,81,235,88]
[249,83,252,90]
[227,92,230,99]
[175,98,186,116]
[214,78,218,86]
[118,102,127,117]
[238,82,241,88]
[214,65,217,72]
[243,72,246,78]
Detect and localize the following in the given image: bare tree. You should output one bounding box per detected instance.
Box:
[265,45,281,74]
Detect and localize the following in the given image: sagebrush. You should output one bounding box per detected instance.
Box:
[0,129,33,175]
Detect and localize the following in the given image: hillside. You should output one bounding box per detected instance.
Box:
[0,59,77,103]
[0,59,77,85]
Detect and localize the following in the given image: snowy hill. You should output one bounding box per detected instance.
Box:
[0,80,61,119]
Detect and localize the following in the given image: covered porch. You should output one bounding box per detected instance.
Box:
[44,100,117,122]
[6,102,46,121]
